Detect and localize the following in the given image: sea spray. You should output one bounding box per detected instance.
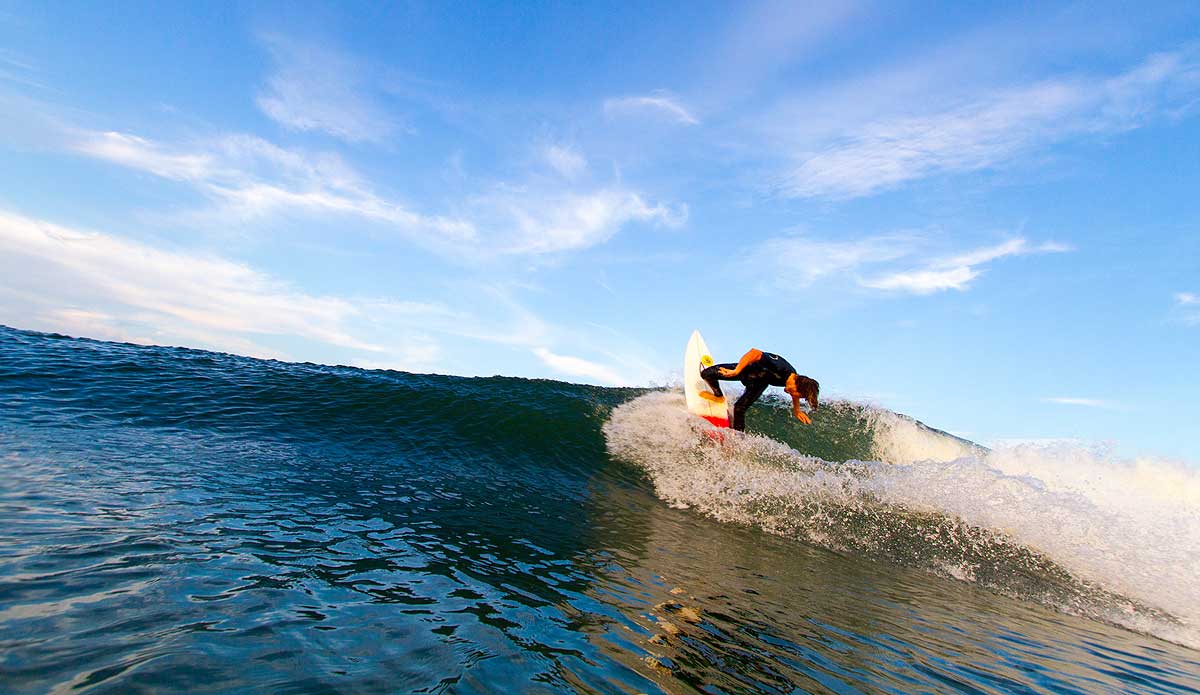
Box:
[603,391,1199,648]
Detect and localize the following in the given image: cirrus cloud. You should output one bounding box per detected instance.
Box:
[69,128,684,259]
[256,35,399,143]
[1042,397,1119,409]
[604,92,699,125]
[862,238,1072,294]
[748,233,1071,296]
[779,50,1200,200]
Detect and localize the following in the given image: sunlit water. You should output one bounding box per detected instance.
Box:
[2,326,1197,693]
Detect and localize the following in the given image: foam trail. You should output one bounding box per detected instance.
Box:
[603,392,1200,648]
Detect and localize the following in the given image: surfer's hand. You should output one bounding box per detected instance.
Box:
[795,411,812,425]
[717,367,735,377]
[698,391,724,403]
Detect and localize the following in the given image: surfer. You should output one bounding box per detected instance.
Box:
[699,349,818,431]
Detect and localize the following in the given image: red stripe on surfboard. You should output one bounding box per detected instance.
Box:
[701,415,729,428]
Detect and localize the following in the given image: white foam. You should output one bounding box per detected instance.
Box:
[603,392,1200,649]
[862,407,980,465]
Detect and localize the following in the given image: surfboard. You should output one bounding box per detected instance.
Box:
[684,330,729,428]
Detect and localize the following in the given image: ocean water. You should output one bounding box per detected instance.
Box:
[1,325,1197,694]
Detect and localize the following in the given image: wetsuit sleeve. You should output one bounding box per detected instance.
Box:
[726,349,764,378]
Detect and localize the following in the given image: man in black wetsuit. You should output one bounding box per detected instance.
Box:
[699,348,819,431]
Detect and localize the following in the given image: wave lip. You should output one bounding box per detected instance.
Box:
[603,391,1200,649]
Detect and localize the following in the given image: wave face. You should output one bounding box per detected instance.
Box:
[2,325,1198,694]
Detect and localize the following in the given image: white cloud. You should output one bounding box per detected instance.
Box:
[70,128,678,259]
[746,233,916,287]
[71,129,478,243]
[936,237,1030,268]
[749,233,1070,296]
[352,334,441,373]
[362,288,552,349]
[471,187,686,255]
[532,347,628,386]
[1175,292,1200,325]
[780,51,1200,199]
[0,208,607,375]
[862,266,980,294]
[256,35,397,142]
[862,237,1070,294]
[604,93,699,125]
[0,210,646,384]
[40,308,156,346]
[543,144,587,179]
[76,131,215,181]
[0,208,384,359]
[1042,397,1118,409]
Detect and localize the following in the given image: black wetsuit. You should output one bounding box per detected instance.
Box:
[701,352,796,431]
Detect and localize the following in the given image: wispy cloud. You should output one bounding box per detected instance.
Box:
[68,126,681,258]
[749,233,1071,295]
[256,35,398,143]
[352,334,441,373]
[0,208,610,375]
[470,187,686,256]
[543,144,587,179]
[745,233,916,288]
[0,49,50,91]
[604,92,699,125]
[532,347,627,386]
[1174,292,1200,325]
[0,208,385,359]
[0,207,663,382]
[862,266,981,294]
[362,286,552,349]
[72,129,477,243]
[75,130,217,181]
[779,51,1200,199]
[1042,397,1119,409]
[705,0,866,102]
[862,238,1071,294]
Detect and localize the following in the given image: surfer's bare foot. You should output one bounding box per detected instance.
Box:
[698,392,725,403]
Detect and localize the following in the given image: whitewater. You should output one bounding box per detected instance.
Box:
[605,391,1200,649]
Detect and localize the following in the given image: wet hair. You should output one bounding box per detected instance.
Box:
[791,374,819,410]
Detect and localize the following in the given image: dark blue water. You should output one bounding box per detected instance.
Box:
[1,325,1197,693]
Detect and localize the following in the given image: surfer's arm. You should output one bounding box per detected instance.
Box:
[718,349,763,378]
[791,394,812,425]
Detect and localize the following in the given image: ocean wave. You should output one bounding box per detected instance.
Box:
[603,391,1200,649]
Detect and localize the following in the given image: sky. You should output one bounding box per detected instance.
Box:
[1,1,1198,460]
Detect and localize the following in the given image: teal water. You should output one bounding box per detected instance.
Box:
[1,325,1197,693]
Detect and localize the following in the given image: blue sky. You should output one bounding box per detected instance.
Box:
[1,1,1198,459]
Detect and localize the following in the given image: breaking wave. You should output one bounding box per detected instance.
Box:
[603,391,1200,649]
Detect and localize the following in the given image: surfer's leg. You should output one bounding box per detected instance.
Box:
[731,381,768,431]
[700,363,736,397]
